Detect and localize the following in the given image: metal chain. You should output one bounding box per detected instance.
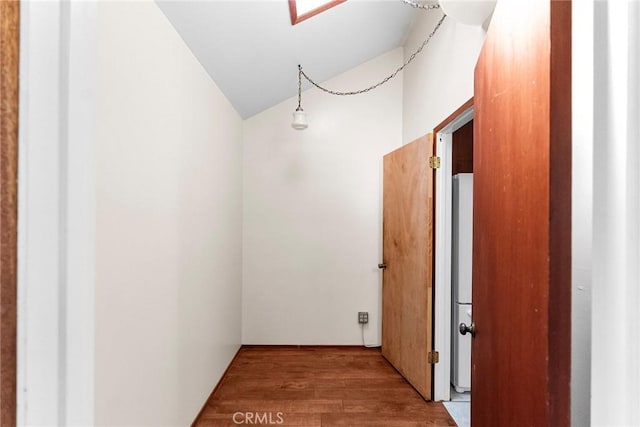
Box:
[299,12,446,97]
[400,0,441,10]
[297,64,303,110]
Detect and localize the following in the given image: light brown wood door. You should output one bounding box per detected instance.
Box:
[381,135,433,400]
[472,1,571,425]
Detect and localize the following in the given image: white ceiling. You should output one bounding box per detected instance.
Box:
[156,0,419,118]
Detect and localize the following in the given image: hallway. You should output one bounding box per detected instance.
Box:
[11,1,640,425]
[194,347,455,426]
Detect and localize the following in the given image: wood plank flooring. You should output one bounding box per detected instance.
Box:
[194,346,456,427]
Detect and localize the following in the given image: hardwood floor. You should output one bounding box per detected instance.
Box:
[194,346,456,427]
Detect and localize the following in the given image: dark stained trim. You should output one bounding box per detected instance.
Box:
[0,1,19,425]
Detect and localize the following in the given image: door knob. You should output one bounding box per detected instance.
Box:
[378,263,387,269]
[459,322,475,337]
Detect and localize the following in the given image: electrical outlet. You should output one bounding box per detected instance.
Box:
[358,312,369,324]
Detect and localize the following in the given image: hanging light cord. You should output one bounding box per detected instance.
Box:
[298,3,445,97]
[297,64,303,110]
[361,323,381,348]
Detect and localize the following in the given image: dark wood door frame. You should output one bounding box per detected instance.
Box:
[0,1,19,425]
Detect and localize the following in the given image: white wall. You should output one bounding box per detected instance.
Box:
[592,1,640,425]
[571,2,593,426]
[96,2,243,426]
[242,48,404,345]
[402,10,486,144]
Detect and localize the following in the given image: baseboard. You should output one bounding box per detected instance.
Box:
[241,344,377,349]
[190,346,243,427]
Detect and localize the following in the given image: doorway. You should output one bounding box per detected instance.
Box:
[433,100,474,426]
[433,98,474,401]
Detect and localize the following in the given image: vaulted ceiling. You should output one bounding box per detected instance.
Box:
[156,1,419,118]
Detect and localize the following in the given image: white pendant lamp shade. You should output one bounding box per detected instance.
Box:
[439,0,496,26]
[293,64,309,130]
[291,109,308,130]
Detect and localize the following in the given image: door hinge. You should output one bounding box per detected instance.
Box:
[429,156,441,169]
[428,351,439,364]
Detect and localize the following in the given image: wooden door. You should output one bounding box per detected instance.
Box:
[381,134,433,400]
[472,1,571,426]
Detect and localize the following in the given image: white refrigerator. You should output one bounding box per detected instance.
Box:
[452,173,473,393]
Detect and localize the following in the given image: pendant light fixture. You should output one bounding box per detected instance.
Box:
[292,0,444,130]
[291,65,308,130]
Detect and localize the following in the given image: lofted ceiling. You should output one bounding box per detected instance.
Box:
[156,0,420,118]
